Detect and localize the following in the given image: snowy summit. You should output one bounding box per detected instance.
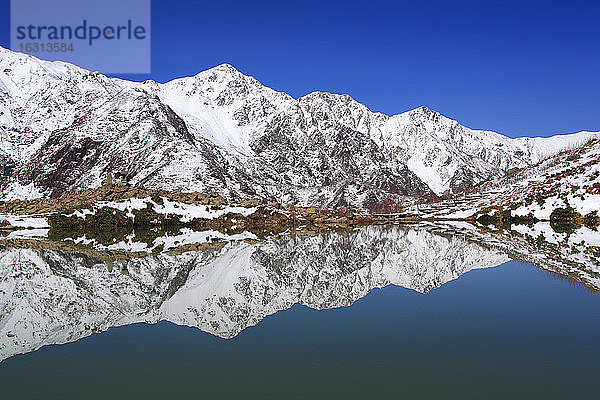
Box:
[0,46,597,208]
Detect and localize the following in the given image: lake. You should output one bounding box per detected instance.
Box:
[0,225,598,399]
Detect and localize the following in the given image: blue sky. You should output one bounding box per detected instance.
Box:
[1,0,599,138]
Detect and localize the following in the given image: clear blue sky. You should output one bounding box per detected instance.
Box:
[1,0,599,138]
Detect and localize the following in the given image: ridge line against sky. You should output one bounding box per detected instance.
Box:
[1,0,599,138]
[2,44,597,141]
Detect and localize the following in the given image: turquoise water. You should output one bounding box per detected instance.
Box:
[1,260,598,399]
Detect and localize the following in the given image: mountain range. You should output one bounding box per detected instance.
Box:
[0,225,509,361]
[0,46,596,208]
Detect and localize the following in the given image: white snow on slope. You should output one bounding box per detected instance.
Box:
[89,197,258,222]
[1,45,599,201]
[515,131,598,162]
[0,215,49,228]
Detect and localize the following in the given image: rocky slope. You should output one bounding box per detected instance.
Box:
[410,137,600,273]
[0,225,509,361]
[414,137,600,222]
[0,46,596,207]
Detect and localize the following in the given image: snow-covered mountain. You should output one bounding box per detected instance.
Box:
[0,225,509,361]
[0,46,595,207]
[407,136,600,278]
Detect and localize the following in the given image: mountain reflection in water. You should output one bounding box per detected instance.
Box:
[0,225,509,361]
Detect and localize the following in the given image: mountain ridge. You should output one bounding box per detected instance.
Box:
[0,46,597,207]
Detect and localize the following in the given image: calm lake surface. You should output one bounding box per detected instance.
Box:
[0,226,598,399]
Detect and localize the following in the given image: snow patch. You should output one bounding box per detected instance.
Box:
[0,215,50,228]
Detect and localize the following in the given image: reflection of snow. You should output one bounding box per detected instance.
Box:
[0,225,509,361]
[534,222,567,244]
[64,228,258,253]
[2,229,49,239]
[512,222,600,248]
[569,226,600,247]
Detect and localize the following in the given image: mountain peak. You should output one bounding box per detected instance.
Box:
[200,63,245,77]
[408,105,438,116]
[212,62,239,72]
[1,48,597,205]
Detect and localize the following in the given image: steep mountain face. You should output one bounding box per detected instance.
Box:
[0,46,595,207]
[0,51,257,201]
[0,225,509,361]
